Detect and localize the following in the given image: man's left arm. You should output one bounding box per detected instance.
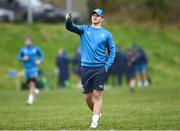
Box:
[18,48,25,62]
[36,47,44,64]
[105,33,115,72]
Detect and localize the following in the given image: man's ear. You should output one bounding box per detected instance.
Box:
[101,18,104,22]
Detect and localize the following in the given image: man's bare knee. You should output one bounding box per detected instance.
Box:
[93,91,102,100]
[85,93,93,101]
[29,82,36,88]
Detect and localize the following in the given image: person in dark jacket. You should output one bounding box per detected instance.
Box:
[71,47,82,89]
[109,45,125,86]
[125,48,137,93]
[56,49,70,88]
[72,47,81,77]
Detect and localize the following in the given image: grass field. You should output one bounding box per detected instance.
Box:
[0,23,180,129]
[0,85,180,130]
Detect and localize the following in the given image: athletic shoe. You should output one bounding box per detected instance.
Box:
[26,101,33,105]
[27,95,34,105]
[34,89,40,96]
[100,113,102,117]
[144,80,149,87]
[137,80,143,88]
[90,121,98,128]
[90,113,101,128]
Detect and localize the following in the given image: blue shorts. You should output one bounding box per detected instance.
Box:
[80,66,107,94]
[135,64,147,73]
[25,68,39,80]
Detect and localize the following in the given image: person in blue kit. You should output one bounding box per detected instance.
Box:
[18,37,44,105]
[65,9,115,128]
[133,45,149,87]
[56,48,70,88]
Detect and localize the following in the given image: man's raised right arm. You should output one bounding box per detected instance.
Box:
[65,13,84,35]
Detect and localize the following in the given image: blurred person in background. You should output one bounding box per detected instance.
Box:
[109,45,125,86]
[56,48,70,88]
[71,47,81,78]
[125,48,137,93]
[133,44,149,87]
[18,37,44,105]
[65,8,115,128]
[71,47,82,89]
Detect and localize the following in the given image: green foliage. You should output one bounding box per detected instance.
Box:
[0,23,180,88]
[87,0,180,24]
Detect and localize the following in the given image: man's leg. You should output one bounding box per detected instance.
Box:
[140,65,149,87]
[142,72,149,87]
[137,73,143,88]
[27,78,39,105]
[90,90,103,128]
[27,81,36,105]
[93,90,103,114]
[129,79,136,93]
[84,92,94,112]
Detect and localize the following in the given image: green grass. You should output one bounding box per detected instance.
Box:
[0,23,180,129]
[0,85,180,130]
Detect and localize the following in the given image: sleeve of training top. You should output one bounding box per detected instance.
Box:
[36,47,44,62]
[18,48,25,62]
[105,33,115,71]
[65,18,85,35]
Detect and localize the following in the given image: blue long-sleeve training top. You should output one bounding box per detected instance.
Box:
[18,45,44,79]
[66,19,115,71]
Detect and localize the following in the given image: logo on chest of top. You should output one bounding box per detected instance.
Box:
[32,49,36,54]
[87,31,91,35]
[29,49,37,55]
[101,33,105,38]
[86,31,106,41]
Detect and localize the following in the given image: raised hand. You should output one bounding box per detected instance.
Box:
[36,59,41,65]
[66,13,72,20]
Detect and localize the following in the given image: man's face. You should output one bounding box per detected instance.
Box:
[91,13,103,25]
[25,39,33,46]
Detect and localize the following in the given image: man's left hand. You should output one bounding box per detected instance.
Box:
[36,60,41,65]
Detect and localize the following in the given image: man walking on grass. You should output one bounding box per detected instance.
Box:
[65,8,115,128]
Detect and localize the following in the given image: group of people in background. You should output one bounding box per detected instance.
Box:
[17,36,151,106]
[56,44,150,93]
[123,45,150,92]
[105,44,150,92]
